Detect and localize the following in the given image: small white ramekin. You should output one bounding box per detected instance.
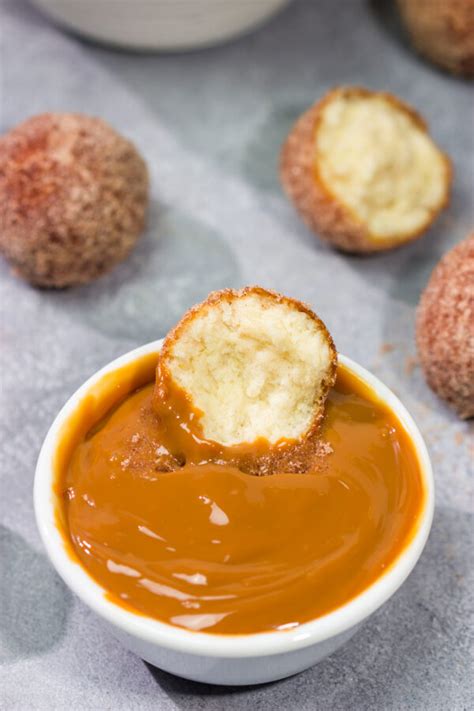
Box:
[31,0,291,51]
[34,340,434,686]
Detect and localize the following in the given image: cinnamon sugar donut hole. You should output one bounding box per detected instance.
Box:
[397,0,474,77]
[280,87,451,254]
[0,113,149,287]
[416,234,474,418]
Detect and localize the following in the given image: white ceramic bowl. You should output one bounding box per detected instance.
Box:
[34,340,434,686]
[31,0,291,51]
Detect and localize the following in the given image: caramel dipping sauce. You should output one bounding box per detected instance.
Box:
[54,353,425,635]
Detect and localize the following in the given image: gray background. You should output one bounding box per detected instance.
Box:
[0,0,473,708]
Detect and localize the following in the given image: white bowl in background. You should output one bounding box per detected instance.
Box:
[31,0,291,51]
[34,340,434,685]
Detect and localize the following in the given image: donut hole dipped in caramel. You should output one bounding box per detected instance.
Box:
[56,354,426,635]
[153,287,337,475]
[280,87,451,254]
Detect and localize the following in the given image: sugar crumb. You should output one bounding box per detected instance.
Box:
[405,356,419,376]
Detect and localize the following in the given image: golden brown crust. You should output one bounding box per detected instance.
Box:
[280,86,452,254]
[416,233,474,419]
[398,0,474,77]
[157,287,338,474]
[0,113,149,287]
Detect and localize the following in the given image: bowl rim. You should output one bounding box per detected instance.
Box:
[34,339,434,658]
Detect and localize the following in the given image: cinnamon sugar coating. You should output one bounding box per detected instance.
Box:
[416,234,474,418]
[0,113,149,287]
[398,0,474,76]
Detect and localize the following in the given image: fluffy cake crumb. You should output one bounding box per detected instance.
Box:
[280,86,451,253]
[158,287,337,448]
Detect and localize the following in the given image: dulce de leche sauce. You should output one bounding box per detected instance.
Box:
[55,353,424,635]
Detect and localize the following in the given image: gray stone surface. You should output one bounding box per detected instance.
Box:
[0,0,473,708]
